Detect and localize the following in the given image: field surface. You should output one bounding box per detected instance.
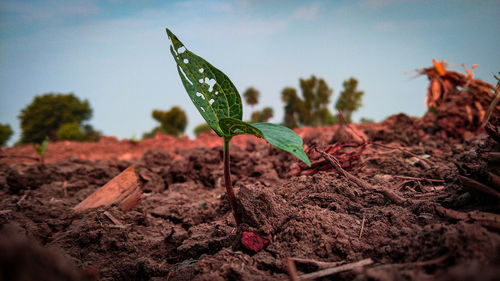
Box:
[1,111,500,281]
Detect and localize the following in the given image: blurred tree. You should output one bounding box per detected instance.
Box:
[335,78,364,123]
[317,108,337,125]
[360,117,374,124]
[82,124,102,142]
[251,107,274,122]
[301,76,335,126]
[243,86,275,123]
[282,87,301,128]
[144,106,188,138]
[0,123,13,147]
[57,122,84,141]
[18,93,92,143]
[243,87,260,107]
[142,126,163,139]
[282,76,335,128]
[193,123,212,136]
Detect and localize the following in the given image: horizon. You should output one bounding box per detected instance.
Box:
[1,0,499,145]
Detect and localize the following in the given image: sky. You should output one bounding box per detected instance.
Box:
[1,0,499,145]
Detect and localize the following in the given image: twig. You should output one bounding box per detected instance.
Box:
[299,258,373,280]
[459,175,500,199]
[108,224,129,229]
[62,181,68,198]
[484,122,500,143]
[17,194,28,206]
[286,258,300,281]
[481,72,500,127]
[337,109,348,125]
[488,172,500,190]
[337,109,367,143]
[390,180,411,190]
[393,176,444,183]
[487,152,500,164]
[359,214,366,239]
[368,149,399,155]
[16,191,31,207]
[375,187,406,204]
[413,193,447,198]
[318,149,405,204]
[371,254,449,270]
[318,149,369,188]
[435,205,500,231]
[103,211,124,226]
[289,257,343,269]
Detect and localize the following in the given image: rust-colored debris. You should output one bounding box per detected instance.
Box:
[74,165,144,212]
[418,59,499,139]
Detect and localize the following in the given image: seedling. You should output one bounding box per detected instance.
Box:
[33,136,49,164]
[166,28,311,226]
[130,134,140,144]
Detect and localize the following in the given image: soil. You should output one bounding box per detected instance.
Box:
[1,113,499,281]
[1,67,500,280]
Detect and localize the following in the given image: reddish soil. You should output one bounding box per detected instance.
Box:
[1,66,500,281]
[1,113,499,281]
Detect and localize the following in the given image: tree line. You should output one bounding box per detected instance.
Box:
[0,76,366,146]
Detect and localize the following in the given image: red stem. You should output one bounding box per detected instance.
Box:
[223,137,241,226]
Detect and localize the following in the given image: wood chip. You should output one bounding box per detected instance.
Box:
[74,165,143,212]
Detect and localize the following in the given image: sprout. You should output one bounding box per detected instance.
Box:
[166,28,310,226]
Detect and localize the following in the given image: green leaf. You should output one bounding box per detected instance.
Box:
[165,28,310,167]
[33,144,42,155]
[252,123,311,166]
[166,28,242,137]
[33,136,49,156]
[220,119,310,166]
[219,118,263,138]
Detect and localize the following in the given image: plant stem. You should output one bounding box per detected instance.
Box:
[223,137,241,226]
